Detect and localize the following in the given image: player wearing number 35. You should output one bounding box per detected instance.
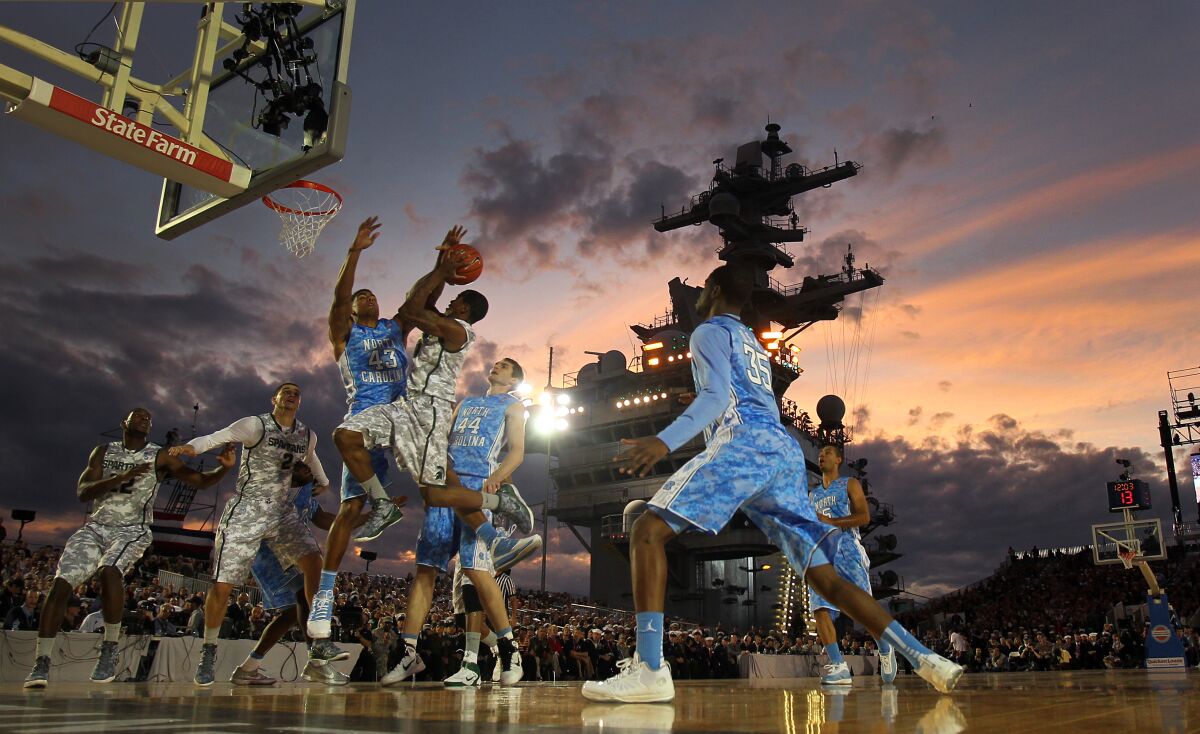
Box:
[168,383,334,686]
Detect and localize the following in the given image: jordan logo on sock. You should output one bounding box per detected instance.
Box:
[640,621,658,634]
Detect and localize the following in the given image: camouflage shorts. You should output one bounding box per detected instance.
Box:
[338,394,451,487]
[213,500,319,585]
[56,521,151,587]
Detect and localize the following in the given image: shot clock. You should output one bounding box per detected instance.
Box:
[1106,479,1151,512]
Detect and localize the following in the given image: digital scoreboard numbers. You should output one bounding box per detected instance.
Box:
[1107,479,1151,512]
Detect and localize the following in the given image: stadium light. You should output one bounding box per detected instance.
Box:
[556,393,571,406]
[516,382,533,396]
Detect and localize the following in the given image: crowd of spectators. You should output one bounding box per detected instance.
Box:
[4,538,1199,679]
[899,548,1200,670]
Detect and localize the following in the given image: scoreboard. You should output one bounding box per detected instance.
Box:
[1106,479,1151,512]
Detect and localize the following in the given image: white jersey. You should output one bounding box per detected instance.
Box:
[235,414,312,503]
[408,319,474,402]
[89,440,162,527]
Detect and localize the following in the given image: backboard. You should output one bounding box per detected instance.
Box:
[0,1,355,240]
[1091,518,1165,565]
[156,2,355,240]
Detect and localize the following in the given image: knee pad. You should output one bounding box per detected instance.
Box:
[462,584,483,614]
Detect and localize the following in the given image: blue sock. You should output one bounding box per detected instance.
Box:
[825,643,845,664]
[476,522,498,545]
[635,612,665,670]
[881,621,932,670]
[401,633,418,649]
[497,626,513,639]
[318,570,336,593]
[249,651,264,661]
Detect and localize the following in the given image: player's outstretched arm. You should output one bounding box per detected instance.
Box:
[76,444,149,502]
[330,216,382,358]
[158,444,236,490]
[169,416,264,458]
[818,477,871,529]
[484,401,528,493]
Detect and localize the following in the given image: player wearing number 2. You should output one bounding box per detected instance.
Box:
[24,408,235,689]
[169,382,338,686]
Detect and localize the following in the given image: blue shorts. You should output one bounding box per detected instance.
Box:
[808,531,871,619]
[340,445,393,502]
[415,475,494,573]
[251,542,304,610]
[648,425,835,578]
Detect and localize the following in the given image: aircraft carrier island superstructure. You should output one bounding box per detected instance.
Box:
[543,125,900,632]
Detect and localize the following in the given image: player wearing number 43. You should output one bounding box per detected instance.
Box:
[168,383,341,686]
[24,408,236,689]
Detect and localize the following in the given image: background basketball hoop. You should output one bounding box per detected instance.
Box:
[262,180,344,258]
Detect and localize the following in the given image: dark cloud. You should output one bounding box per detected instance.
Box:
[458,338,500,398]
[907,407,923,426]
[853,414,1163,594]
[788,229,904,280]
[937,380,953,392]
[867,125,949,180]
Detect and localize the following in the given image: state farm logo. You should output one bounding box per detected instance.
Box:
[1151,625,1171,643]
[90,108,198,166]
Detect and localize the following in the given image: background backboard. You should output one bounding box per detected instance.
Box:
[1091,518,1165,565]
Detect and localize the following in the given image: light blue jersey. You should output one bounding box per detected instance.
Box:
[658,314,782,451]
[807,475,871,618]
[648,312,836,579]
[338,318,408,417]
[810,476,860,541]
[448,392,520,479]
[251,483,320,610]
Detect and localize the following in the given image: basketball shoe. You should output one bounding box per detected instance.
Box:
[381,645,425,685]
[915,697,967,734]
[821,661,852,685]
[581,654,674,703]
[302,659,349,686]
[915,653,964,694]
[355,499,404,542]
[194,643,218,686]
[879,645,897,684]
[230,664,277,686]
[91,641,120,683]
[307,589,335,639]
[24,656,50,689]
[493,483,534,534]
[493,533,542,573]
[444,661,483,688]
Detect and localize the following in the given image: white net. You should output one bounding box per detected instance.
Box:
[263,181,343,258]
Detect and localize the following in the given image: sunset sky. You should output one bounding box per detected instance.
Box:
[2,2,1198,597]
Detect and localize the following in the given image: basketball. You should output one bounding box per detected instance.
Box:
[444,243,483,285]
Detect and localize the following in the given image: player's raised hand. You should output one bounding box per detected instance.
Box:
[168,445,196,458]
[216,444,237,468]
[350,216,382,252]
[438,225,467,251]
[615,436,669,478]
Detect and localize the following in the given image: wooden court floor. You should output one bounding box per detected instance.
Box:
[0,670,1195,733]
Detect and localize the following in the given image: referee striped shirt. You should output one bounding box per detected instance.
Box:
[496,572,516,599]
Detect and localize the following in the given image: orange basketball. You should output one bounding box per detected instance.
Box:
[445,244,483,285]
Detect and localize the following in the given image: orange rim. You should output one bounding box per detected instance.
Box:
[262,180,344,217]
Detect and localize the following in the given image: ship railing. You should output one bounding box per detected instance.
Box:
[600,513,633,541]
[562,356,643,388]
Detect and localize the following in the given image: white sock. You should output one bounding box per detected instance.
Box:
[481,494,500,510]
[464,650,478,664]
[362,475,389,503]
[36,637,54,659]
[481,631,497,647]
[203,626,220,645]
[103,623,120,643]
[242,652,263,672]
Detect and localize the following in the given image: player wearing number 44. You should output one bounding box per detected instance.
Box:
[168,383,342,686]
[25,408,236,689]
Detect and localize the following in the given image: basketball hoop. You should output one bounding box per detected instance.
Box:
[262,180,343,258]
[1118,549,1138,570]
